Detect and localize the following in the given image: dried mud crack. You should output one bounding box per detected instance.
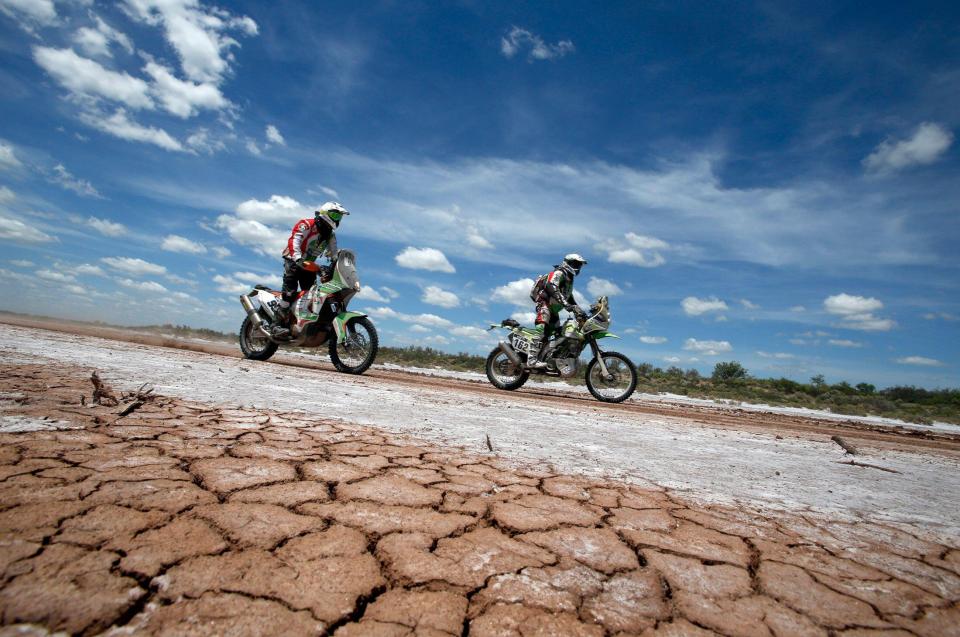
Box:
[0,363,958,636]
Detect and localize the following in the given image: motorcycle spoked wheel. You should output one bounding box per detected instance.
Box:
[239,315,279,361]
[485,347,530,391]
[329,316,379,375]
[585,351,637,403]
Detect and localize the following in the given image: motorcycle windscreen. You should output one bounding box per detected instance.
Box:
[335,250,359,289]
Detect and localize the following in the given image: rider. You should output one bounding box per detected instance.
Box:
[528,253,588,369]
[271,201,349,338]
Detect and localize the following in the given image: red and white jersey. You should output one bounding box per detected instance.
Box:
[282,218,337,271]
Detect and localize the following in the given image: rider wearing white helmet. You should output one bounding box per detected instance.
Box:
[528,253,588,369]
[272,201,350,338]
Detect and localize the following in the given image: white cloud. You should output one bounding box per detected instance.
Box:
[144,61,228,118]
[117,277,167,293]
[0,0,57,29]
[510,311,537,326]
[213,273,251,294]
[598,232,669,267]
[466,225,494,250]
[265,124,285,145]
[366,306,453,329]
[790,305,806,313]
[122,0,258,84]
[409,324,429,333]
[234,194,308,224]
[75,263,105,276]
[0,141,22,169]
[356,286,389,303]
[0,214,57,244]
[245,140,262,156]
[422,285,460,308]
[318,185,339,198]
[102,256,166,276]
[9,259,34,267]
[683,338,732,356]
[740,299,759,310]
[381,286,399,299]
[586,276,622,297]
[212,245,231,258]
[682,296,728,316]
[162,234,206,254]
[49,164,101,198]
[501,26,574,61]
[0,187,14,204]
[33,46,153,109]
[450,325,489,341]
[79,108,184,152]
[185,128,225,154]
[895,356,945,367]
[923,312,958,322]
[663,356,681,364]
[395,247,455,273]
[639,336,667,344]
[38,270,76,283]
[216,215,286,257]
[491,278,535,307]
[756,351,794,359]
[829,339,863,348]
[864,122,954,174]
[232,271,281,287]
[73,15,134,58]
[823,293,895,332]
[87,216,127,237]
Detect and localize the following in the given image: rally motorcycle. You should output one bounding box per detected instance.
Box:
[237,249,378,375]
[486,296,638,403]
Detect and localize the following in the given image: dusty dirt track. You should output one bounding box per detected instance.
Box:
[1,362,959,636]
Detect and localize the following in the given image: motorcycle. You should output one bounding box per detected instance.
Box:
[486,296,638,403]
[237,249,378,375]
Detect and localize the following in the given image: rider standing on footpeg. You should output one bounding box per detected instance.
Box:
[528,253,588,369]
[271,201,349,338]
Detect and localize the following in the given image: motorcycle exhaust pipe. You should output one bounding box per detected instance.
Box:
[239,295,264,328]
[498,340,523,368]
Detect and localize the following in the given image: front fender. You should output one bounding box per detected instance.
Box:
[333,311,368,344]
[593,331,620,339]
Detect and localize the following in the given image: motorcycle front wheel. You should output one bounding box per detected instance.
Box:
[485,347,529,391]
[239,316,278,361]
[585,351,637,403]
[329,316,378,374]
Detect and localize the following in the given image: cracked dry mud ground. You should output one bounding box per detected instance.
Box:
[0,364,958,636]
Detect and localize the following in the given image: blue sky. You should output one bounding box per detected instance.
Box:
[0,0,958,388]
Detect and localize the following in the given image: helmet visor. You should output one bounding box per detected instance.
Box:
[327,210,343,222]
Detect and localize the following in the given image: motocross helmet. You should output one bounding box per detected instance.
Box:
[560,253,588,277]
[315,201,349,229]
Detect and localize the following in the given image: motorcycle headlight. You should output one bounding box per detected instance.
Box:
[354,281,361,291]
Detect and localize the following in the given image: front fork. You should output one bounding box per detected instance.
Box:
[588,338,612,379]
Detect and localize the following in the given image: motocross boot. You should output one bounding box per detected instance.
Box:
[270,304,292,339]
[527,339,550,370]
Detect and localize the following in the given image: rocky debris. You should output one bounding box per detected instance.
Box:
[0,362,958,635]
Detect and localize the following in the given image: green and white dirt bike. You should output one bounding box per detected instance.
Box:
[237,249,378,375]
[486,296,638,403]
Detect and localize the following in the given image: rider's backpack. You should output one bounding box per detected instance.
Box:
[530,274,548,302]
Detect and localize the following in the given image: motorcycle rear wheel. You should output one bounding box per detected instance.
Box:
[239,316,278,361]
[329,316,378,375]
[585,351,637,403]
[485,347,530,391]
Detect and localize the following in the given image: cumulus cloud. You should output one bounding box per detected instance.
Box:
[355,286,389,303]
[33,46,153,109]
[0,214,57,244]
[923,312,958,321]
[756,351,794,359]
[895,356,945,367]
[491,278,535,307]
[73,15,134,58]
[211,246,231,258]
[144,61,228,118]
[586,277,622,298]
[395,247,455,273]
[682,296,728,316]
[422,285,460,308]
[117,277,167,293]
[102,256,166,276]
[366,306,454,329]
[265,124,285,145]
[0,0,57,29]
[501,26,574,61]
[234,194,308,225]
[864,122,954,174]
[213,271,279,294]
[683,338,732,355]
[122,0,258,84]
[75,263,105,276]
[79,108,184,152]
[639,336,667,344]
[87,216,126,237]
[215,215,286,257]
[162,234,206,254]
[823,293,895,331]
[597,232,669,267]
[740,299,759,310]
[829,339,863,348]
[49,164,101,198]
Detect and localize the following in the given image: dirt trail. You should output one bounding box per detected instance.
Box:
[0,363,958,636]
[2,314,957,454]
